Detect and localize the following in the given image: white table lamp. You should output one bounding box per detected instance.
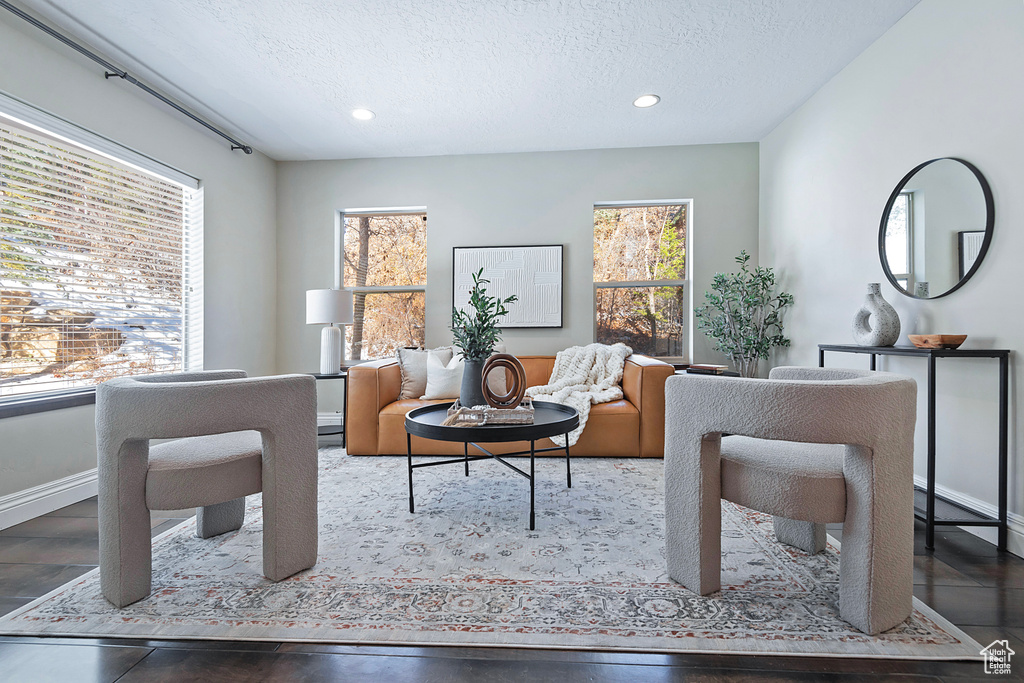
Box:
[306,289,354,374]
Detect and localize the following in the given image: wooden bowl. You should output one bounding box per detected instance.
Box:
[908,334,968,349]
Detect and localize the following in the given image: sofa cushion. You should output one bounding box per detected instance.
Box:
[518,356,556,387]
[396,346,453,399]
[422,349,464,399]
[380,398,452,417]
[588,399,639,416]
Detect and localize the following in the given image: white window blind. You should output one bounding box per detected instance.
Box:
[1,117,203,400]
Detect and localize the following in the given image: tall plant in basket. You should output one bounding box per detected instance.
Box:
[451,268,517,406]
[695,251,794,378]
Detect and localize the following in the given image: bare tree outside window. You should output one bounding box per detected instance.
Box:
[342,212,426,359]
[593,204,687,358]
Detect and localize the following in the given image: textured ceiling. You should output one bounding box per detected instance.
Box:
[14,0,918,161]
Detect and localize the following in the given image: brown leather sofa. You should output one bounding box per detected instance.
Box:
[346,354,675,457]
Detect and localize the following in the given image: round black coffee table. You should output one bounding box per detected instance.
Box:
[404,401,579,530]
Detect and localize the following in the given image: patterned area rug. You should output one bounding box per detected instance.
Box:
[0,448,979,658]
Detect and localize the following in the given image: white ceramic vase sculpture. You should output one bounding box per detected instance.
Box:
[852,283,901,347]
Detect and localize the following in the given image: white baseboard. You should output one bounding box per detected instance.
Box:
[0,468,98,531]
[914,475,1024,558]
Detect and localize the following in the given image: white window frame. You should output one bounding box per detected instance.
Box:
[0,91,203,414]
[887,191,913,286]
[593,199,692,363]
[336,207,427,360]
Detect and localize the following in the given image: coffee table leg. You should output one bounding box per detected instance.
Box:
[464,442,469,476]
[529,439,536,531]
[564,433,571,488]
[407,432,415,513]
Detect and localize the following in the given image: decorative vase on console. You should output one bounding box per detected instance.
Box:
[852,283,901,347]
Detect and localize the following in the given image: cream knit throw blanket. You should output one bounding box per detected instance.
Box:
[525,342,633,447]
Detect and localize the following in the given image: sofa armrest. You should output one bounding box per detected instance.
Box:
[621,354,675,457]
[346,359,401,455]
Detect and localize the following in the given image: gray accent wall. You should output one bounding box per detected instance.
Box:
[0,13,278,498]
[760,0,1023,551]
[275,144,759,372]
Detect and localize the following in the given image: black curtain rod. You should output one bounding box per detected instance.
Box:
[0,0,253,154]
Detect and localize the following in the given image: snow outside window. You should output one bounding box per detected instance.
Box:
[1,116,203,401]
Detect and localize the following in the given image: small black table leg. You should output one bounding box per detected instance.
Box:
[464,442,469,476]
[818,348,825,368]
[926,354,937,549]
[529,440,536,531]
[870,353,877,371]
[999,354,1009,551]
[564,433,572,488]
[407,432,415,513]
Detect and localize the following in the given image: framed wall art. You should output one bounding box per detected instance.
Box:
[958,230,985,280]
[452,245,563,328]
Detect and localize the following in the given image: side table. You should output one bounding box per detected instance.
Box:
[310,371,348,447]
[404,401,579,530]
[818,343,1010,551]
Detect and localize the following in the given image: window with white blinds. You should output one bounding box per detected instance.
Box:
[1,116,203,401]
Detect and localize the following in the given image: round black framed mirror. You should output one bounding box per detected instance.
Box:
[878,157,994,299]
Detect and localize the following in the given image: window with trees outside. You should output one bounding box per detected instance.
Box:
[594,202,688,359]
[883,192,912,290]
[1,114,202,403]
[342,210,426,360]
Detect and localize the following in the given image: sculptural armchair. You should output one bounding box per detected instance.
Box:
[664,366,917,634]
[96,370,319,607]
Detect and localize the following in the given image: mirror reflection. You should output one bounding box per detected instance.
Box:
[880,158,991,299]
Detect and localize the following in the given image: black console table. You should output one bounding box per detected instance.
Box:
[818,344,1010,551]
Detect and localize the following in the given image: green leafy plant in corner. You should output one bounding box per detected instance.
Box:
[451,268,517,361]
[694,251,794,378]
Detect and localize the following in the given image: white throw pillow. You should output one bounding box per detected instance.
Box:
[396,346,452,399]
[421,350,464,399]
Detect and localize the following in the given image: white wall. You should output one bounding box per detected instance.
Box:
[275,143,759,373]
[0,14,278,502]
[760,0,1023,550]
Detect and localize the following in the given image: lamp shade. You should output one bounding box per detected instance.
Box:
[306,289,354,325]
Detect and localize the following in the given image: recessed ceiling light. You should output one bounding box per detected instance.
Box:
[352,108,375,120]
[633,94,660,108]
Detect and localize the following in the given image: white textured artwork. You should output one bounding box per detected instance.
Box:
[453,245,562,328]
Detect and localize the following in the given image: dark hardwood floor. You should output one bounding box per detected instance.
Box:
[0,497,1020,682]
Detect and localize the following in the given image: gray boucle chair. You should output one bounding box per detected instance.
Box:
[96,370,319,607]
[664,366,917,635]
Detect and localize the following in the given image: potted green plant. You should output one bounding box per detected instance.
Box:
[694,251,794,378]
[451,268,517,406]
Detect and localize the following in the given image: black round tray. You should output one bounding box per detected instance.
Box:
[404,400,579,443]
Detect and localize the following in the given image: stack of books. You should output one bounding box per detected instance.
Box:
[685,364,731,375]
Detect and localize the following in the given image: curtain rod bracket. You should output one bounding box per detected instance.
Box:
[231,144,254,155]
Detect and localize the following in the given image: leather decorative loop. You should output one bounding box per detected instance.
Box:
[481,353,527,408]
